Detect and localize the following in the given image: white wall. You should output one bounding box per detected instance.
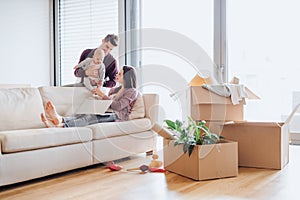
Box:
[0,0,51,87]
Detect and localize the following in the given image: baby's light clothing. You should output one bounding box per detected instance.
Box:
[77,57,105,90]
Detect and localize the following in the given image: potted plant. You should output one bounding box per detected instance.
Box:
[164,117,221,156]
[162,117,238,181]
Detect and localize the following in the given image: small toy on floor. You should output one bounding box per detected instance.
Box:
[105,161,123,171]
[127,164,166,173]
[149,154,163,168]
[107,155,166,173]
[109,164,123,171]
[127,164,149,173]
[149,167,166,173]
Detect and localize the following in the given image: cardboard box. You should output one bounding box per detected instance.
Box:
[189,74,217,85]
[163,139,238,181]
[189,86,245,121]
[220,105,299,169]
[204,120,228,135]
[221,122,289,169]
[281,114,300,145]
[187,75,259,121]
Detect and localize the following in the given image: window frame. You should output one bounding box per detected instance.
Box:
[52,0,226,85]
[53,0,125,86]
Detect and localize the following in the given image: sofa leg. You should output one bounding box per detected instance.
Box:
[146,150,153,156]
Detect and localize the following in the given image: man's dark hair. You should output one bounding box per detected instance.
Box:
[104,34,119,47]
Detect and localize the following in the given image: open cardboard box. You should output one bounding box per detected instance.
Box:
[163,139,238,181]
[220,104,300,169]
[188,75,259,121]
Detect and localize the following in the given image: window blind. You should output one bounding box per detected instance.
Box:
[58,0,119,85]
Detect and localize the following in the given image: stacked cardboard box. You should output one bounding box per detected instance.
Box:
[189,86,245,121]
[221,121,289,169]
[222,104,299,169]
[162,75,296,181]
[187,75,296,170]
[188,75,259,122]
[162,75,239,180]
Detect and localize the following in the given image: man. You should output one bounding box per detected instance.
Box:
[74,34,119,88]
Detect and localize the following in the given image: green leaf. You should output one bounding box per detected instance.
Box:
[198,125,210,135]
[188,145,195,157]
[175,120,183,127]
[194,128,200,143]
[197,120,206,126]
[188,117,196,126]
[211,133,220,140]
[175,120,183,132]
[203,136,217,144]
[165,119,176,130]
[174,140,179,146]
[183,143,189,154]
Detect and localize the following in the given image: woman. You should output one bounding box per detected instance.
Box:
[41,65,138,128]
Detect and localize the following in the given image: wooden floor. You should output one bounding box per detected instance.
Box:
[1,144,300,200]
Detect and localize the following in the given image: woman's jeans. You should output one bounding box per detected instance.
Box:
[63,113,117,127]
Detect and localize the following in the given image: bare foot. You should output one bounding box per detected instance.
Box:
[45,101,62,125]
[41,113,64,128]
[41,113,50,128]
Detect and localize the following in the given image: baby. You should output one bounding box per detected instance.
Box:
[74,48,105,90]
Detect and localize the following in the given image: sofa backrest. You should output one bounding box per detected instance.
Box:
[0,88,45,131]
[38,86,92,116]
[38,86,159,123]
[0,84,31,88]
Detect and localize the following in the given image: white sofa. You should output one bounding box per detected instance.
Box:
[0,86,158,186]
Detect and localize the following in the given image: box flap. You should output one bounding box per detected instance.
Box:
[189,74,217,86]
[190,85,259,105]
[224,121,284,127]
[285,103,300,125]
[229,77,240,84]
[244,86,260,100]
[223,111,300,126]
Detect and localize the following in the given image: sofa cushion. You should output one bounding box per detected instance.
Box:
[129,92,145,120]
[87,118,153,140]
[38,86,93,116]
[0,127,92,153]
[0,88,45,131]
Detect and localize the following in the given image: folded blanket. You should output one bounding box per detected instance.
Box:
[202,84,248,105]
[226,84,248,105]
[201,84,230,97]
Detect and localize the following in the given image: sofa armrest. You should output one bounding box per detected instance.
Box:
[142,94,159,124]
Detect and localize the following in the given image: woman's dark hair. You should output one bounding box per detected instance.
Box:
[122,65,137,89]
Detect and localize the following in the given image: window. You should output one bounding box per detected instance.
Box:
[57,0,119,86]
[227,0,300,121]
[141,0,214,121]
